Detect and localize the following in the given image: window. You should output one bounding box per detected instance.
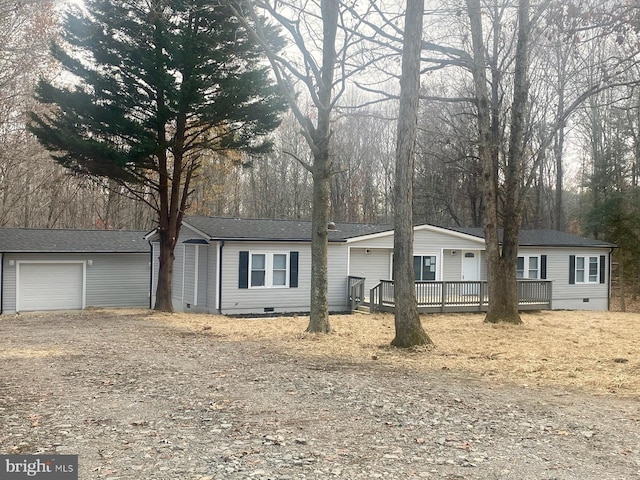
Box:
[250,252,289,288]
[239,251,299,289]
[576,256,585,283]
[517,255,540,279]
[413,255,437,281]
[569,255,605,284]
[589,257,598,282]
[251,254,266,287]
[272,254,287,286]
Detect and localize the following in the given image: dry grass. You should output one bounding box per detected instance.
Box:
[146,309,640,398]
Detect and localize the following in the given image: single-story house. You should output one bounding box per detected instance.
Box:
[0,228,150,314]
[148,216,616,315]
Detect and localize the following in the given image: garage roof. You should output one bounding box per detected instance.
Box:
[0,228,149,253]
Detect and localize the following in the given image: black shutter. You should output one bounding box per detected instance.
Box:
[290,251,299,288]
[569,255,575,284]
[600,255,606,284]
[540,255,547,280]
[239,251,249,289]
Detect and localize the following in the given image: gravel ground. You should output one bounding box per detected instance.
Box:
[1,310,639,480]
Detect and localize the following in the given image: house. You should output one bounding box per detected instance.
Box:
[0,228,151,314]
[148,216,616,315]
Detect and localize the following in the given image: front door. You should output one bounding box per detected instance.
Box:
[462,251,479,281]
[462,251,480,295]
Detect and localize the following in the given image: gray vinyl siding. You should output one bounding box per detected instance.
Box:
[535,247,611,311]
[328,244,350,311]
[151,242,159,308]
[220,242,350,315]
[349,248,391,292]
[206,242,218,313]
[183,244,196,305]
[180,244,209,313]
[150,231,216,313]
[197,245,208,310]
[85,254,149,308]
[348,227,484,250]
[171,243,185,309]
[2,252,149,314]
[442,250,462,281]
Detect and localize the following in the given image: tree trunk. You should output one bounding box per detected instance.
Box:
[307,161,332,333]
[155,229,175,312]
[391,0,432,348]
[467,0,530,325]
[304,0,339,333]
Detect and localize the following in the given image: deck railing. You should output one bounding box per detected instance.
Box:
[366,280,551,313]
[347,276,366,311]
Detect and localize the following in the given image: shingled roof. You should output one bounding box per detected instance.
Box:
[184,216,392,242]
[178,216,614,248]
[0,228,149,253]
[441,226,616,248]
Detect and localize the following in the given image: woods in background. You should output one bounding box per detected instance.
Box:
[2,0,640,298]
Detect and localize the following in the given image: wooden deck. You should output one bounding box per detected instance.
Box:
[348,277,552,313]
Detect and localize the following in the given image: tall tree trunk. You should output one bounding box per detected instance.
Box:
[391,0,432,348]
[155,227,176,312]
[467,0,530,325]
[308,163,331,332]
[305,0,338,333]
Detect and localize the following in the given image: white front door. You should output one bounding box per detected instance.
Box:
[462,251,479,281]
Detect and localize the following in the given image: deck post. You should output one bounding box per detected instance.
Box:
[441,281,447,313]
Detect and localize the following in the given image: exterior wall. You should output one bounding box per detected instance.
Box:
[220,241,350,315]
[171,243,185,310]
[183,244,196,304]
[152,224,612,314]
[152,228,216,314]
[2,252,150,314]
[206,242,219,313]
[526,247,611,311]
[348,231,486,287]
[348,227,484,251]
[178,244,209,314]
[151,242,159,308]
[442,250,462,281]
[349,247,391,292]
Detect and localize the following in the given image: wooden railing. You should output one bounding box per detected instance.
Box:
[348,276,365,311]
[367,280,552,313]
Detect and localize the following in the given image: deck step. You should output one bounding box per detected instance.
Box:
[354,305,370,314]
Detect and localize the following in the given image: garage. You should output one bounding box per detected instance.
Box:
[17,262,84,312]
[0,227,151,315]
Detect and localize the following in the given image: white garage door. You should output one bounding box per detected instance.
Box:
[18,263,84,312]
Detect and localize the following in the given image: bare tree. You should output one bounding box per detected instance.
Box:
[234,0,370,333]
[391,0,433,348]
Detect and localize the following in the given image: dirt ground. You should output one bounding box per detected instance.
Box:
[1,309,639,479]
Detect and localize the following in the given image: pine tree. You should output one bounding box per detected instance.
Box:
[29,0,286,311]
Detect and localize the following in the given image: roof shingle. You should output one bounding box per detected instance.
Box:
[0,228,149,253]
[184,216,392,242]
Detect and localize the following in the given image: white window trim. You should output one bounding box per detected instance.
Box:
[517,255,540,279]
[575,255,600,284]
[249,252,290,289]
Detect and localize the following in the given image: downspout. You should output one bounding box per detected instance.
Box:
[217,240,224,314]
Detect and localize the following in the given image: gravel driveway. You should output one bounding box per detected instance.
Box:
[1,310,639,479]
